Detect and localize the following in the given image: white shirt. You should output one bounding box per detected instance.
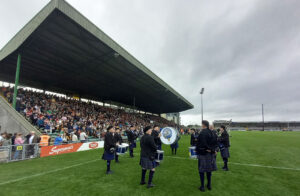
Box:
[80,132,87,140]
[29,135,34,144]
[72,134,78,141]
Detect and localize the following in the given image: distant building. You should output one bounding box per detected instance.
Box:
[213,120,300,131]
[161,113,180,125]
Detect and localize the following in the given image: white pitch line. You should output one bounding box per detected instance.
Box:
[1,154,299,186]
[0,159,101,186]
[164,155,300,171]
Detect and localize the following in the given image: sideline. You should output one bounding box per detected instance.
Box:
[1,154,300,186]
[165,155,300,171]
[0,159,101,186]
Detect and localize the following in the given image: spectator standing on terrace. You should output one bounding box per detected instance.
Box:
[71,132,78,142]
[80,131,87,143]
[0,132,5,146]
[14,133,24,160]
[26,131,40,158]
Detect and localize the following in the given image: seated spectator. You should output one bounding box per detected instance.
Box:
[54,134,63,146]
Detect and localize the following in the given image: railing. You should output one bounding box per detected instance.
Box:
[0,143,40,163]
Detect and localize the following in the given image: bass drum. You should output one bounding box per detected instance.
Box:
[160,127,180,145]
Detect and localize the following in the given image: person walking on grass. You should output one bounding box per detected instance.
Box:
[196,120,217,192]
[218,125,230,171]
[102,126,116,174]
[140,126,157,188]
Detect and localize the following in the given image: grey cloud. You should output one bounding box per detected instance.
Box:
[0,0,299,124]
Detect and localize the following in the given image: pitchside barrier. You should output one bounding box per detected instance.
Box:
[0,141,104,163]
[0,143,40,163]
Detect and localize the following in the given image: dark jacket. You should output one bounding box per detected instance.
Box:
[127,130,137,143]
[210,129,219,151]
[25,134,40,144]
[104,132,116,152]
[196,128,214,155]
[151,130,161,146]
[190,132,198,146]
[218,131,230,148]
[140,134,157,159]
[114,133,123,144]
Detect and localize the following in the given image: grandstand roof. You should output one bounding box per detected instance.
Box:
[0,0,193,113]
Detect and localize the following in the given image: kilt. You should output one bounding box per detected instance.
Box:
[102,151,115,161]
[129,142,136,150]
[140,157,157,170]
[220,147,230,158]
[170,142,178,149]
[198,154,217,172]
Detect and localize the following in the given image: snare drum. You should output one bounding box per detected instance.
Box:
[116,143,129,155]
[189,146,197,159]
[155,150,164,162]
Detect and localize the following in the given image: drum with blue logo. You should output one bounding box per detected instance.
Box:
[116,143,129,155]
[160,127,180,145]
[155,150,164,162]
[189,146,197,159]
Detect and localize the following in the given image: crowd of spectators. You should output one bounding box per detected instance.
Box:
[0,87,178,143]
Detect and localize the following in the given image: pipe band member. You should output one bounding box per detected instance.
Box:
[196,120,217,192]
[218,125,230,171]
[151,125,162,150]
[209,125,219,168]
[102,126,116,174]
[190,128,198,146]
[127,125,138,157]
[170,140,179,155]
[114,127,123,163]
[140,126,157,188]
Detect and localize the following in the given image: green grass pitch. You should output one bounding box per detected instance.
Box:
[0,131,299,196]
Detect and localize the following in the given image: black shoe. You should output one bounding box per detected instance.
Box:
[223,168,229,171]
[198,186,205,192]
[106,170,113,174]
[140,182,146,185]
[147,184,155,188]
[206,185,211,190]
[222,166,225,169]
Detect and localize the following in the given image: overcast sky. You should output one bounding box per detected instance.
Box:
[1,0,300,125]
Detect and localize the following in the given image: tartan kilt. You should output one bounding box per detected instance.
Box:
[129,142,136,150]
[198,154,217,172]
[102,151,115,161]
[220,147,230,158]
[140,157,156,170]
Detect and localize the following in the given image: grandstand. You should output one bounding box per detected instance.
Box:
[0,0,193,137]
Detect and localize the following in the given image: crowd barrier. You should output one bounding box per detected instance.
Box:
[40,141,104,157]
[0,143,40,163]
[0,141,104,163]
